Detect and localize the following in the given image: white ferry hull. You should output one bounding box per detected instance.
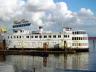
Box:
[5,27,89,49]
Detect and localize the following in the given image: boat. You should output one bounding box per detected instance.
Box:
[4,19,89,50]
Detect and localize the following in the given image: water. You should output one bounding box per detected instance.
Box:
[0,40,96,72]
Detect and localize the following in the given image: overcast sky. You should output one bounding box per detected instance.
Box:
[0,0,96,36]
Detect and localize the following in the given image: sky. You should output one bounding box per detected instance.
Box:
[55,0,96,14]
[0,0,96,36]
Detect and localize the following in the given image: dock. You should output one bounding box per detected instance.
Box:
[0,48,89,56]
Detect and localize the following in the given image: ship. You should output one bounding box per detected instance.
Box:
[4,19,89,50]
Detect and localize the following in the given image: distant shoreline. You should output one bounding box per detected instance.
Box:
[88,37,96,40]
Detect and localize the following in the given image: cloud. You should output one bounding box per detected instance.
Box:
[0,0,25,21]
[26,0,55,11]
[0,0,96,36]
[78,8,94,16]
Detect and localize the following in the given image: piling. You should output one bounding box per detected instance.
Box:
[93,40,95,48]
[43,42,48,52]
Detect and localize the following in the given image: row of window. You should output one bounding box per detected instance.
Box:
[13,30,24,33]
[8,35,69,39]
[72,43,88,46]
[72,31,86,34]
[13,42,58,45]
[13,23,31,28]
[72,37,87,40]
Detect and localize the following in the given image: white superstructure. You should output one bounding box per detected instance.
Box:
[5,20,89,49]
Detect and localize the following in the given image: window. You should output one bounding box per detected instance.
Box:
[39,35,42,38]
[11,36,12,38]
[31,36,33,38]
[14,36,16,38]
[72,37,74,40]
[67,35,69,38]
[83,32,86,34]
[16,36,18,38]
[73,31,84,34]
[14,30,17,33]
[81,37,82,40]
[26,36,29,38]
[72,43,79,46]
[53,35,56,38]
[72,37,84,40]
[74,31,86,34]
[77,31,79,34]
[77,37,78,40]
[20,36,21,38]
[80,37,82,40]
[82,37,85,40]
[20,30,22,32]
[35,36,38,38]
[72,43,74,46]
[74,37,76,40]
[58,35,61,38]
[72,32,74,34]
[77,43,80,46]
[48,35,51,38]
[64,35,67,38]
[44,35,47,38]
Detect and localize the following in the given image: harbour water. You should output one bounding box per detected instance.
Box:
[0,40,96,72]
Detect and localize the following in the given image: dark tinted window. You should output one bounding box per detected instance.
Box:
[48,35,51,38]
[53,35,56,38]
[31,36,33,38]
[64,35,67,38]
[8,36,9,39]
[35,36,38,38]
[72,37,74,40]
[44,35,47,38]
[14,36,16,38]
[67,35,69,37]
[26,36,29,38]
[58,35,61,38]
[39,35,42,38]
[20,36,21,38]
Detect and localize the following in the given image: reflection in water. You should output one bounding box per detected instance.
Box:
[64,54,67,69]
[0,55,6,62]
[43,57,47,67]
[88,40,96,71]
[0,52,88,72]
[0,40,95,72]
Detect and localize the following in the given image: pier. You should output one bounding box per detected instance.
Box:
[0,48,89,56]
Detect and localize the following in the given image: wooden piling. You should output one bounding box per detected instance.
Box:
[43,42,48,52]
[93,40,95,48]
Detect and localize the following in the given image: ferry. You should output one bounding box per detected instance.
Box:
[4,19,89,49]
